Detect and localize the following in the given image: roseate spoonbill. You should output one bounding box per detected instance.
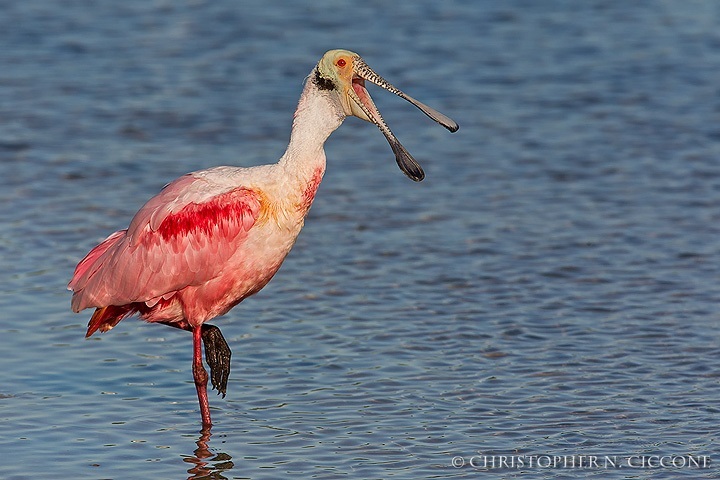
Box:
[69,49,458,428]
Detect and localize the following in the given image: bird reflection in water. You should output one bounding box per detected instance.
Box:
[183,429,234,479]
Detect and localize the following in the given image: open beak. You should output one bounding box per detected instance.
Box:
[346,56,459,182]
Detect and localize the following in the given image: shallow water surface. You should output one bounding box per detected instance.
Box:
[1,1,720,478]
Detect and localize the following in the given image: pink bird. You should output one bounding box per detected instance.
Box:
[69,49,458,429]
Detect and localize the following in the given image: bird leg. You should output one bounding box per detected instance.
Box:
[192,325,212,428]
[201,324,232,398]
[158,320,232,398]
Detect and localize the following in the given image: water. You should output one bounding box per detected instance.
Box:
[1,1,719,478]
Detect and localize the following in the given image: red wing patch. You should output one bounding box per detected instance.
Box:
[155,188,261,242]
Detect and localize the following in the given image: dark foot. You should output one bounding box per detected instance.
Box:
[201,324,232,398]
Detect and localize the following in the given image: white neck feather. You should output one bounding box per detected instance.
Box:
[279,72,346,180]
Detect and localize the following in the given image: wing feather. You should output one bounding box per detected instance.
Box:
[69,173,263,312]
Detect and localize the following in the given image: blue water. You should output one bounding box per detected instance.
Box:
[2,1,720,478]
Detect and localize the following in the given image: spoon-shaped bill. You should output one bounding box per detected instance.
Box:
[354,58,459,133]
[347,80,425,181]
[388,136,425,182]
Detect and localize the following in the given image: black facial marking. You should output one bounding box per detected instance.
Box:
[314,68,336,91]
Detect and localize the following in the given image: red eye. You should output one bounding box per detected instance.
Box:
[337,58,346,67]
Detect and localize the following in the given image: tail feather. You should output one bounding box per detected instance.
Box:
[68,230,126,294]
[86,305,136,338]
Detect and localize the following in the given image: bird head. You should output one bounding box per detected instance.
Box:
[314,49,458,182]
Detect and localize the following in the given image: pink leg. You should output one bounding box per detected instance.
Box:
[192,325,212,428]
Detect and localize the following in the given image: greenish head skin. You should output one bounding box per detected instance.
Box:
[314,49,459,182]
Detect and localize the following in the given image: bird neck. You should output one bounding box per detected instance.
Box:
[279,74,346,185]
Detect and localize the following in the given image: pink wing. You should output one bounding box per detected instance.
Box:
[69,173,262,313]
